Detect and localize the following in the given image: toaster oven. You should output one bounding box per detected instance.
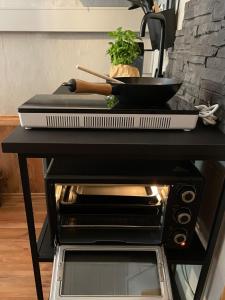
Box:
[47,160,203,300]
[55,160,203,249]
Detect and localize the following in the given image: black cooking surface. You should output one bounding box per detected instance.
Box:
[19,94,108,110]
[18,92,197,114]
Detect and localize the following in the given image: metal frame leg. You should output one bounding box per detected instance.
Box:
[194,181,225,300]
[18,155,44,300]
[168,264,181,300]
[44,180,58,245]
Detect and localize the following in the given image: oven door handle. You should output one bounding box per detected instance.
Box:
[57,262,63,281]
[159,263,166,282]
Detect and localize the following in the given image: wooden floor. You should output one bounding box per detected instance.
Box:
[0,194,52,300]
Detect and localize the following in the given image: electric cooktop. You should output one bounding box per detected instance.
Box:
[18,94,198,130]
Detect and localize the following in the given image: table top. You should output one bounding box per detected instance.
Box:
[2,124,225,160]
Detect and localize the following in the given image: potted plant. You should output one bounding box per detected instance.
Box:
[107,27,142,78]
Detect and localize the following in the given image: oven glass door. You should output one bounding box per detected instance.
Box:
[50,245,172,300]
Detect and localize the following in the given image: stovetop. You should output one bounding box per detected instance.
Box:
[18,85,198,130]
[18,93,197,115]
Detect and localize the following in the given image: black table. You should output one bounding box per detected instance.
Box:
[3,124,225,159]
[2,124,225,300]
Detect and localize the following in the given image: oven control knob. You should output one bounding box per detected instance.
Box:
[174,232,187,245]
[176,210,191,224]
[180,186,196,203]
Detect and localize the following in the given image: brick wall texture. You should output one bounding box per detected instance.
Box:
[166,0,225,132]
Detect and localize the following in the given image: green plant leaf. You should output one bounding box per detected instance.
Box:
[107,27,141,66]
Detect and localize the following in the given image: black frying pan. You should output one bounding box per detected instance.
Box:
[63,77,182,106]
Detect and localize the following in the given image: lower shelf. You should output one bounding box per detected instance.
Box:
[37,217,54,262]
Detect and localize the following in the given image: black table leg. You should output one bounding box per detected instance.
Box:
[194,181,225,300]
[18,155,44,300]
[44,181,57,245]
[168,264,182,300]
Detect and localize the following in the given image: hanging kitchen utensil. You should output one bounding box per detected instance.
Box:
[128,0,154,13]
[145,0,180,51]
[140,12,166,77]
[147,8,177,50]
[128,0,177,50]
[63,77,182,106]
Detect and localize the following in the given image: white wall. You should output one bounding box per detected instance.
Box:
[0,32,110,114]
[0,31,154,114]
[177,0,190,30]
[0,0,157,115]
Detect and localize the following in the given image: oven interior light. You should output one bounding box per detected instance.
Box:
[151,185,161,201]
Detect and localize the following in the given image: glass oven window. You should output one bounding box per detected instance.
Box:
[61,251,161,296]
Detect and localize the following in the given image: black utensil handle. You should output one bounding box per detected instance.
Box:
[140,12,166,77]
[63,79,76,92]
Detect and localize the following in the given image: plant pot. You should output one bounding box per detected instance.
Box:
[109,64,140,78]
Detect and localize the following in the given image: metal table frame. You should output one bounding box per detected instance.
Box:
[2,123,225,300]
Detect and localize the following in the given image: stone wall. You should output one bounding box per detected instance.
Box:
[166,0,225,132]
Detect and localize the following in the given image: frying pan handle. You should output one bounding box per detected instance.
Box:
[63,79,113,95]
